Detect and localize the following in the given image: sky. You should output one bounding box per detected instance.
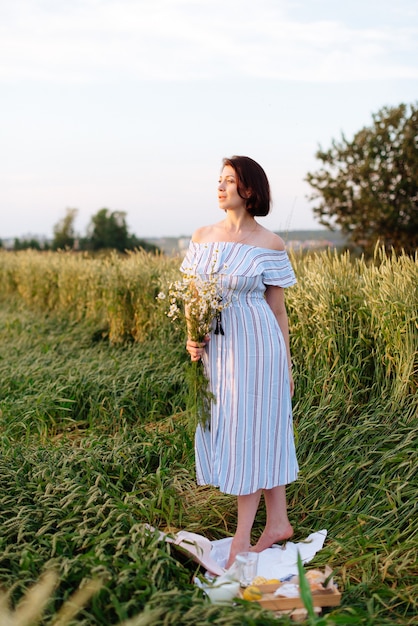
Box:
[1,0,417,240]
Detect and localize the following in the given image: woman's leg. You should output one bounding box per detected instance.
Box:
[226,490,262,568]
[252,485,293,553]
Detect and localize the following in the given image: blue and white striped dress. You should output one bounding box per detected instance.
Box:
[180,241,299,496]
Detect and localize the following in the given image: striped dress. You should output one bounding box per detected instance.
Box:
[180,241,299,496]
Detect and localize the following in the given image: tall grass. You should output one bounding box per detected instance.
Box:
[287,247,417,418]
[1,247,416,399]
[0,249,179,344]
[0,247,417,624]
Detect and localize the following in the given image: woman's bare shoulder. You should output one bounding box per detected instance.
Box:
[191,223,222,243]
[256,226,286,251]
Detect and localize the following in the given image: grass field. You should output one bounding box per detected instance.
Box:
[0,248,417,625]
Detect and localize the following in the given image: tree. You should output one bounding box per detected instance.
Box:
[306,103,418,254]
[52,208,78,250]
[82,208,130,251]
[79,208,161,253]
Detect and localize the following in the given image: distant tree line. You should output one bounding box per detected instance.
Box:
[12,238,46,251]
[4,208,160,254]
[52,208,160,253]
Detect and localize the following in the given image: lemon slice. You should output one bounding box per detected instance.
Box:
[242,585,262,601]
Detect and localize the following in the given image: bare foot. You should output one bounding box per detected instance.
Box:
[226,536,252,569]
[251,524,294,553]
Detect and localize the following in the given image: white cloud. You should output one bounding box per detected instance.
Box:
[0,0,417,83]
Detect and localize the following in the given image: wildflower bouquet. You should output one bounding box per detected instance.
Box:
[158,272,226,429]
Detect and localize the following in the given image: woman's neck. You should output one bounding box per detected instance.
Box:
[221,213,256,234]
[217,215,259,244]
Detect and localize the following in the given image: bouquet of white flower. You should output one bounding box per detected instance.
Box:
[158,272,227,428]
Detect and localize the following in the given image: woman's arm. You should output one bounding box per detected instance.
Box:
[265,284,294,397]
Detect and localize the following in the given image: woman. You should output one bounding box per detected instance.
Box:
[181,156,298,568]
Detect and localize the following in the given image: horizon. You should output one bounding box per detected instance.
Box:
[2,225,335,243]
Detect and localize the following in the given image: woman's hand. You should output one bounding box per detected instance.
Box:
[186,335,210,361]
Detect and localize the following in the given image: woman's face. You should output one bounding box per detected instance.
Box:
[218,165,247,212]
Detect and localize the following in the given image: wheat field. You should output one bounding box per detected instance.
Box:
[0,247,417,625]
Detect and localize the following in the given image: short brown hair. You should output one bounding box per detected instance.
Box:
[222,156,271,216]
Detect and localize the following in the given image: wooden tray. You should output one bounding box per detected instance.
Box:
[240,566,341,611]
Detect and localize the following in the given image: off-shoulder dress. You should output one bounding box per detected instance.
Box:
[180,241,299,496]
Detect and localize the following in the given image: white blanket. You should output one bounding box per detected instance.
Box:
[210,529,328,581]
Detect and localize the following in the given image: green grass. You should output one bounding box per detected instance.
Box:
[0,248,417,625]
[0,301,187,439]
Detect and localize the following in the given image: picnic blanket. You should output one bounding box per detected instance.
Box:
[146,524,328,580]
